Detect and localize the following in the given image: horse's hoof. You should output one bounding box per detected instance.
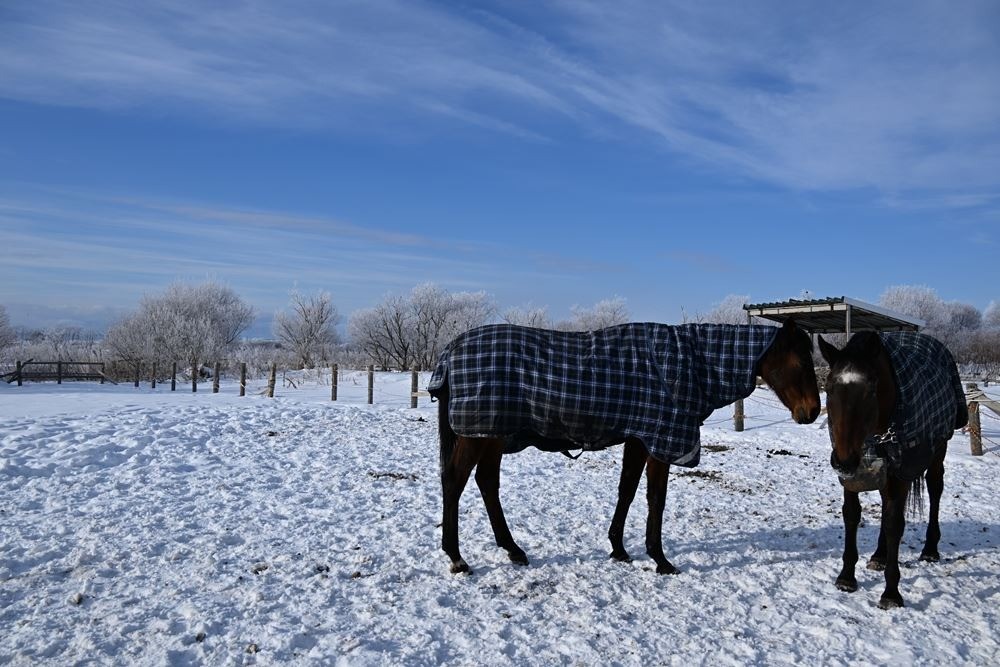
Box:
[919,551,940,563]
[878,594,904,610]
[508,550,529,566]
[835,578,858,593]
[610,551,632,563]
[656,562,680,575]
[450,560,472,575]
[866,558,886,571]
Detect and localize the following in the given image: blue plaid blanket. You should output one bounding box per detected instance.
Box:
[871,332,966,481]
[427,323,778,466]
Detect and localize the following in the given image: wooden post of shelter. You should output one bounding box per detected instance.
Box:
[411,367,419,409]
[267,363,277,398]
[367,365,374,405]
[171,362,177,391]
[134,362,141,388]
[100,362,105,385]
[213,362,221,394]
[239,362,247,397]
[967,383,983,457]
[16,360,22,386]
[151,363,157,389]
[192,361,197,393]
[331,364,338,401]
[57,361,63,385]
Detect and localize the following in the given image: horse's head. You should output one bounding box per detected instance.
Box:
[757,319,821,424]
[818,332,894,476]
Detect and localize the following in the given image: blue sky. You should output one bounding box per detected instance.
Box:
[1,0,998,336]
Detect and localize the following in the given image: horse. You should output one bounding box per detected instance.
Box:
[428,318,820,575]
[818,331,967,609]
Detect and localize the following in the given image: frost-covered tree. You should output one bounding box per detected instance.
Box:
[879,285,947,330]
[104,282,254,367]
[502,304,552,329]
[984,301,1000,329]
[702,294,751,325]
[557,297,630,331]
[273,291,341,369]
[348,283,495,370]
[0,305,15,352]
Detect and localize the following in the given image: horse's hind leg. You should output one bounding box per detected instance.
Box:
[442,436,482,574]
[475,438,528,566]
[608,438,647,563]
[920,443,947,562]
[644,458,678,575]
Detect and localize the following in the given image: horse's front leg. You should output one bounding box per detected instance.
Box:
[644,457,678,575]
[608,438,648,563]
[441,436,482,574]
[474,438,528,566]
[878,479,909,609]
[836,488,862,592]
[919,444,947,563]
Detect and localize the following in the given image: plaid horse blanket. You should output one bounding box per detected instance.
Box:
[427,323,779,466]
[871,332,966,481]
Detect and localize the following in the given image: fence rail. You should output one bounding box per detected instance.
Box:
[7,361,997,455]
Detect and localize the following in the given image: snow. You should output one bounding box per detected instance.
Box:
[2,374,999,665]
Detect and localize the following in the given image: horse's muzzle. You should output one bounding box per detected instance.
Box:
[830,450,860,477]
[795,405,821,424]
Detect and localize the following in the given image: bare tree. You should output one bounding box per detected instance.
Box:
[557,297,630,331]
[273,291,341,369]
[879,285,947,330]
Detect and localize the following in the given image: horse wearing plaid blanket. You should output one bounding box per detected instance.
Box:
[819,332,967,609]
[429,319,820,575]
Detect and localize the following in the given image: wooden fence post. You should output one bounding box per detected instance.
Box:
[967,383,983,456]
[240,362,247,397]
[734,399,745,432]
[192,361,198,393]
[411,367,419,408]
[57,361,63,385]
[213,362,221,394]
[100,362,105,385]
[16,360,22,386]
[267,363,277,398]
[134,362,141,388]
[171,362,177,391]
[151,362,157,389]
[331,364,338,401]
[367,365,374,405]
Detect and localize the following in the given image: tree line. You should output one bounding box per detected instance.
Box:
[1,283,998,380]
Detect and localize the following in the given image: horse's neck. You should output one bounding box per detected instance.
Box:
[875,352,897,434]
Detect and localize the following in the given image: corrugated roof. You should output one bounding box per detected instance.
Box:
[742,296,923,333]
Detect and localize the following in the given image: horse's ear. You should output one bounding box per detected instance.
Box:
[781,318,798,333]
[818,336,839,365]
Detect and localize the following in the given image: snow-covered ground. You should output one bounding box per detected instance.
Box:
[2,373,999,665]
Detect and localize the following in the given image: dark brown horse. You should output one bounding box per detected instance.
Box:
[433,319,820,575]
[819,332,967,609]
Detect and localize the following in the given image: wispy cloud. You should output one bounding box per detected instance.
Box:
[1,1,997,196]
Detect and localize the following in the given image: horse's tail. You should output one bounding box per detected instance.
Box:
[908,477,925,519]
[436,380,456,474]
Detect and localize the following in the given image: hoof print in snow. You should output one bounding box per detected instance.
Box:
[246,643,259,654]
[315,564,331,574]
[265,431,279,437]
[251,563,269,575]
[350,571,363,579]
[70,592,84,605]
[195,632,206,643]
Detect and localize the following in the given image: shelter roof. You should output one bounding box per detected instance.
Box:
[743,296,923,334]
